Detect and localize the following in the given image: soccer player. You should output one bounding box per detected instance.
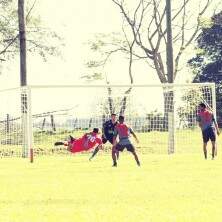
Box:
[112,115,140,167]
[197,103,220,160]
[89,113,118,161]
[55,128,103,154]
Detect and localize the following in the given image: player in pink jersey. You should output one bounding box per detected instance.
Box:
[112,115,140,167]
[197,103,220,159]
[55,128,103,154]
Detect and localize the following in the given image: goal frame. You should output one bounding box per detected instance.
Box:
[0,83,216,161]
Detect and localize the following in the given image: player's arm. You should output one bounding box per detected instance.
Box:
[89,144,103,161]
[213,115,220,135]
[196,115,202,128]
[89,138,103,161]
[130,128,139,143]
[131,132,139,143]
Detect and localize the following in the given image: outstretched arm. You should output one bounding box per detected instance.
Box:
[213,116,220,136]
[89,144,103,161]
[131,131,139,143]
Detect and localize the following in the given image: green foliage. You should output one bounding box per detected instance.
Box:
[188,11,222,125]
[83,32,129,81]
[198,17,214,29]
[0,0,63,63]
[81,72,104,82]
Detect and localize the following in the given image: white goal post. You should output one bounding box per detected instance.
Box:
[0,83,216,160]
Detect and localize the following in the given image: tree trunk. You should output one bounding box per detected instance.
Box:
[18,0,27,86]
[18,0,28,157]
[119,87,132,116]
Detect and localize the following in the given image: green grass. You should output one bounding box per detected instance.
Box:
[0,153,222,222]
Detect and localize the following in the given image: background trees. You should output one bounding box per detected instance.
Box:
[188,11,222,126]
[0,0,62,66]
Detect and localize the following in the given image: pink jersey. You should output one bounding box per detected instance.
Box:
[69,132,102,153]
[197,109,215,131]
[114,123,133,145]
[114,123,133,139]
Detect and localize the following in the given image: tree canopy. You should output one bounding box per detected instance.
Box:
[188,11,222,125]
[86,0,219,84]
[0,0,62,64]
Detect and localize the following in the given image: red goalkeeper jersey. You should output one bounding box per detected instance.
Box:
[69,132,102,153]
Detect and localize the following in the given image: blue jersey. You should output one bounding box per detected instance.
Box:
[103,120,118,139]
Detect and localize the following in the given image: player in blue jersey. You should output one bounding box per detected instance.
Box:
[89,113,119,160]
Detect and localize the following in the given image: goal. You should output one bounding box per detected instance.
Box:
[0,83,216,160]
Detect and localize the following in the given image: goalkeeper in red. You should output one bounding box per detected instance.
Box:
[197,103,220,160]
[55,128,103,154]
[112,115,140,167]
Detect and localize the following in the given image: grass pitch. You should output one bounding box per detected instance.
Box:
[0,152,222,222]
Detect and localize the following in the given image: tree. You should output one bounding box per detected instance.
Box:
[188,11,222,126]
[88,1,217,81]
[0,0,62,65]
[84,33,134,115]
[86,0,217,122]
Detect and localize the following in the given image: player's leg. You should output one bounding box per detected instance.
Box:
[54,141,65,146]
[215,143,217,156]
[112,144,123,167]
[102,135,107,144]
[69,135,75,142]
[67,135,76,152]
[132,151,140,166]
[203,143,207,159]
[108,138,120,160]
[211,141,216,160]
[127,144,140,166]
[202,130,209,159]
[112,145,118,167]
[116,149,119,160]
[209,128,216,160]
[208,128,216,160]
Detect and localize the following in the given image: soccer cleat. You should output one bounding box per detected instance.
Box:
[112,162,117,167]
[54,142,64,146]
[69,135,75,142]
[137,162,141,166]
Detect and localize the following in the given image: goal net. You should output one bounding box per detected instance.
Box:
[0,83,216,158]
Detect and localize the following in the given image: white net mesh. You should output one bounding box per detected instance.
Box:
[0,84,216,157]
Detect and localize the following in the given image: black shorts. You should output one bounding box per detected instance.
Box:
[202,127,216,143]
[115,143,135,152]
[102,135,113,144]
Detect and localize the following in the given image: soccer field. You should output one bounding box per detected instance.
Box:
[0,153,222,222]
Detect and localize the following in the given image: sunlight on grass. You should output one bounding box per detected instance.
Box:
[0,153,222,222]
